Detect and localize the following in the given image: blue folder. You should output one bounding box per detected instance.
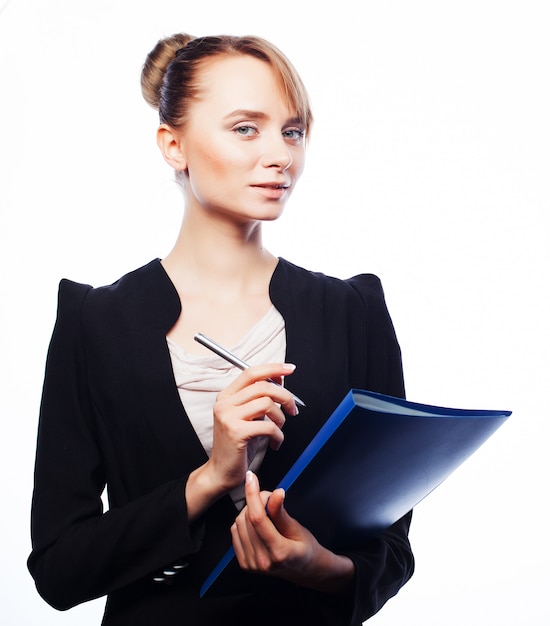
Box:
[200,389,511,597]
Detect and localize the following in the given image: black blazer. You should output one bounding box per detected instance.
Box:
[28,258,414,626]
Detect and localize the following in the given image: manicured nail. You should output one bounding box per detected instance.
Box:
[246,470,254,484]
[282,363,296,372]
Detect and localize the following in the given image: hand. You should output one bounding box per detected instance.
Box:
[185,364,299,521]
[208,363,298,492]
[231,471,355,594]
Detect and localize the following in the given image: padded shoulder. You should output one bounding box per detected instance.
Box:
[52,279,93,335]
[58,260,181,336]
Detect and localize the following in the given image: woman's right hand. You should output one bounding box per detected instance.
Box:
[185,363,298,521]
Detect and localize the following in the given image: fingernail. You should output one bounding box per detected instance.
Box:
[246,470,254,484]
[282,363,296,372]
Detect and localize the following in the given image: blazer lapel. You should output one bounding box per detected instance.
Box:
[122,260,209,478]
[133,328,209,477]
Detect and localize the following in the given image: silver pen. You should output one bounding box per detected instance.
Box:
[194,332,306,409]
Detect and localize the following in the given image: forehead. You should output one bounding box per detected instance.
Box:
[193,54,297,119]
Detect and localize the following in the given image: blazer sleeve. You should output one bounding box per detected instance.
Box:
[341,274,414,623]
[27,280,201,610]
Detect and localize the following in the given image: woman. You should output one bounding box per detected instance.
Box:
[28,33,414,625]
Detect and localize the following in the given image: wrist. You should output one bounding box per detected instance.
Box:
[304,548,356,594]
[185,462,226,523]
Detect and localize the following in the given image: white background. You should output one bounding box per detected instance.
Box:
[1,1,548,624]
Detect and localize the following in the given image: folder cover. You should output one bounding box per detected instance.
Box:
[200,389,511,597]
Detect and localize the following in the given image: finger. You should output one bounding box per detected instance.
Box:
[226,363,296,392]
[228,379,298,420]
[266,488,286,519]
[243,415,285,451]
[214,385,290,446]
[232,510,265,571]
[230,385,289,427]
[243,471,280,542]
[243,471,268,521]
[266,488,298,537]
[219,364,298,414]
[231,518,249,568]
[213,398,286,450]
[244,475,303,573]
[232,474,269,569]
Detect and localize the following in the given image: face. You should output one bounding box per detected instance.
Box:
[164,54,306,224]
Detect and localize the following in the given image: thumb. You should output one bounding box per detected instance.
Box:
[266,488,298,537]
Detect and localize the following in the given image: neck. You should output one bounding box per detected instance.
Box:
[162,206,278,295]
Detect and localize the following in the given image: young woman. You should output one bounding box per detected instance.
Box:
[28,33,414,625]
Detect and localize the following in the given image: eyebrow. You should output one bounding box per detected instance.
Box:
[224,109,303,125]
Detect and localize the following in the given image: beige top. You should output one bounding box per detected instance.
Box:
[167,305,286,509]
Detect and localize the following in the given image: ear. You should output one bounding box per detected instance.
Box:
[157,124,187,171]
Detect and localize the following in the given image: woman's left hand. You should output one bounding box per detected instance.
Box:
[230,471,355,594]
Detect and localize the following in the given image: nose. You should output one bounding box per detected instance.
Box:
[262,132,293,171]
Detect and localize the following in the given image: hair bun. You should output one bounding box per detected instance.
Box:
[141,33,195,109]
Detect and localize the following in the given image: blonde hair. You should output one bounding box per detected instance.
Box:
[141,33,313,133]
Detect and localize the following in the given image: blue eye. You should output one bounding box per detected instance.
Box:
[283,128,305,142]
[234,125,257,137]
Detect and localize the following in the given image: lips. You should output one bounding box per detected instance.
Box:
[252,183,290,200]
[252,182,289,189]
[251,181,290,200]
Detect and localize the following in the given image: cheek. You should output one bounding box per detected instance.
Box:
[191,143,250,181]
[292,150,306,180]
[186,145,252,204]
